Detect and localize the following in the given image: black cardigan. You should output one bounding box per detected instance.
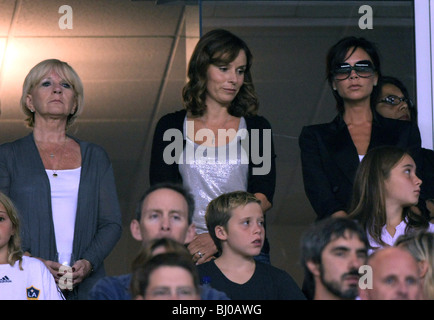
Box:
[0,133,122,299]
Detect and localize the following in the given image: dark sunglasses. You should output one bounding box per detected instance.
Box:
[333,60,376,81]
[379,95,410,106]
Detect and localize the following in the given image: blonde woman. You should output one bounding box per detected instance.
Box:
[0,59,122,299]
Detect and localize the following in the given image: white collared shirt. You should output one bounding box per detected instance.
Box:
[368,219,434,254]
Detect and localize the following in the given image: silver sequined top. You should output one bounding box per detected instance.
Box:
[179,116,249,233]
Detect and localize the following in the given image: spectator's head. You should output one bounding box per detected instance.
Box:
[130,183,196,245]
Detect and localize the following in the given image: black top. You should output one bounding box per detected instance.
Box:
[197,260,306,300]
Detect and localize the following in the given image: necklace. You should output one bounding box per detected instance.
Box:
[35,138,68,177]
[51,147,66,177]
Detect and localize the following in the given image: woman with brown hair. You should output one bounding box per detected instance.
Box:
[150,29,276,264]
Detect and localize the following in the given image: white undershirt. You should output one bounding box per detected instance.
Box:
[46,167,81,263]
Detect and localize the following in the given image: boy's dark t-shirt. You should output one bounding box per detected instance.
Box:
[197,260,306,300]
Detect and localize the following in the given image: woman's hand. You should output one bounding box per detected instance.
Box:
[25,252,92,288]
[70,259,92,285]
[41,258,91,290]
[254,192,272,212]
[43,259,63,280]
[187,233,218,265]
[42,259,73,291]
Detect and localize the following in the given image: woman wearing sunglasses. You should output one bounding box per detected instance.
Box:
[376,76,413,121]
[375,76,434,220]
[298,36,422,221]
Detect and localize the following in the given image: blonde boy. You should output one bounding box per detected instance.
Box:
[197,191,305,300]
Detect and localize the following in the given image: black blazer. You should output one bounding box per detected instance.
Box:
[299,112,422,220]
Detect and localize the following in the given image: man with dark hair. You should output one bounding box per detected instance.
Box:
[132,252,201,300]
[300,217,369,300]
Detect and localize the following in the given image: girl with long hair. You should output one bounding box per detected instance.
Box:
[348,146,434,251]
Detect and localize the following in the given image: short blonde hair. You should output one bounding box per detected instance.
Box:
[396,231,434,299]
[20,59,84,128]
[0,192,23,270]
